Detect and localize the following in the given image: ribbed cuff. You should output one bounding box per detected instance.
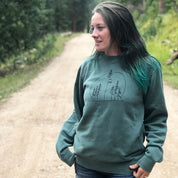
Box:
[137,155,155,173]
[60,148,75,167]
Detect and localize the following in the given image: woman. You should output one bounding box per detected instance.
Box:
[56,2,167,178]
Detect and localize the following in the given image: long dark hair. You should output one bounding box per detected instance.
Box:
[92,1,161,93]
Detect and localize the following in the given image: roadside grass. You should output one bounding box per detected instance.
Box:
[138,12,178,89]
[0,33,80,102]
[146,37,178,89]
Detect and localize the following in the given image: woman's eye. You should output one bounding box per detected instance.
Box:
[97,26,104,31]
[89,26,105,34]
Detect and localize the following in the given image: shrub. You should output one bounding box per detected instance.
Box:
[143,25,157,39]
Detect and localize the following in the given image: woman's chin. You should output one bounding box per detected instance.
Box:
[96,48,104,52]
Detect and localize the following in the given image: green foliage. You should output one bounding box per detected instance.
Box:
[132,10,139,20]
[143,25,157,39]
[164,0,178,12]
[0,33,56,76]
[114,0,139,5]
[0,33,80,102]
[0,0,97,64]
[138,12,178,88]
[0,0,55,63]
[54,0,72,31]
[54,0,96,32]
[146,0,159,17]
[0,67,39,102]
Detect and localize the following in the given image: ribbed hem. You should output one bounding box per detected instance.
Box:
[76,156,138,174]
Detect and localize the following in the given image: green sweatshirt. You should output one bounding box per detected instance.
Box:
[56,54,167,174]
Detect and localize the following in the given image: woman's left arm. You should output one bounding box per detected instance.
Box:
[136,65,168,173]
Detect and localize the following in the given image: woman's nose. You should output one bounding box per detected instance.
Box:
[91,28,98,38]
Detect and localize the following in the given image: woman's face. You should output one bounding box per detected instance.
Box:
[91,12,119,56]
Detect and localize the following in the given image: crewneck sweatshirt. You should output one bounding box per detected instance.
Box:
[56,54,167,174]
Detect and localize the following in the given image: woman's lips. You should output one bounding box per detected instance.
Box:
[95,41,102,46]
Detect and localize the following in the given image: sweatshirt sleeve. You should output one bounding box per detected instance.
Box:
[56,66,84,166]
[137,64,168,172]
[56,111,78,166]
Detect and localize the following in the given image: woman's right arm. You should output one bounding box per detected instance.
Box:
[56,110,79,166]
[56,66,84,166]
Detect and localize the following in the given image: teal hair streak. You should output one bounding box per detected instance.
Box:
[129,55,161,94]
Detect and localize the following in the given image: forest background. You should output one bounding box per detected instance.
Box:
[0,0,178,101]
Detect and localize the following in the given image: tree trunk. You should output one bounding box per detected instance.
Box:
[159,0,164,13]
[142,0,146,9]
[73,15,77,32]
[72,1,77,32]
[166,51,178,65]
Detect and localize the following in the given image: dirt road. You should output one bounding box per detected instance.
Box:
[0,34,177,178]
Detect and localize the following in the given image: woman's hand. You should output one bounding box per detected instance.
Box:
[129,164,150,178]
[72,155,77,165]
